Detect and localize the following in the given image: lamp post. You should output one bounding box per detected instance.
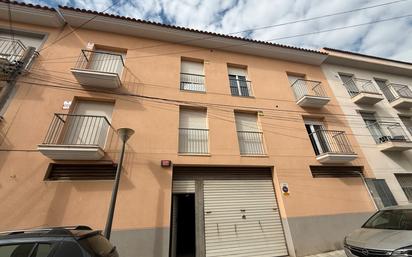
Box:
[104,128,135,240]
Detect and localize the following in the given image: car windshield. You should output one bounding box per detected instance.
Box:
[363,209,412,230]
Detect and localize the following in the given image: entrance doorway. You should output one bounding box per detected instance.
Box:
[171,194,196,257]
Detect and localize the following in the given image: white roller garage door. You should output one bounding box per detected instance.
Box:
[203,178,288,257]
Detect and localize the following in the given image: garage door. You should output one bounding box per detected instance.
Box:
[204,178,288,257]
[172,168,288,257]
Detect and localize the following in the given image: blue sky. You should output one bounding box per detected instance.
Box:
[26,0,412,62]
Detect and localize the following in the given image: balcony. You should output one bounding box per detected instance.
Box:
[366,121,412,152]
[38,113,115,160]
[291,79,330,108]
[0,37,26,81]
[229,77,252,97]
[180,72,205,92]
[71,50,124,88]
[179,128,209,154]
[381,83,412,109]
[309,130,357,163]
[237,131,265,155]
[344,78,383,105]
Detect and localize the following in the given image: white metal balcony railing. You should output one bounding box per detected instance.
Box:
[179,128,209,154]
[343,78,381,98]
[180,72,205,92]
[308,129,355,156]
[74,49,124,74]
[229,77,252,97]
[291,79,327,100]
[237,131,265,155]
[381,83,412,102]
[366,121,411,144]
[0,37,26,64]
[42,113,114,148]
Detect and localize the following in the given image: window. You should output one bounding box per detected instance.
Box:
[360,112,409,143]
[45,163,118,181]
[234,112,265,155]
[339,73,359,97]
[228,66,251,96]
[304,119,328,155]
[179,108,208,154]
[0,29,45,50]
[88,47,125,75]
[399,115,412,136]
[0,243,54,257]
[395,174,412,202]
[180,59,205,92]
[365,178,398,209]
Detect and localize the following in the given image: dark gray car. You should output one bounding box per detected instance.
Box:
[0,226,118,257]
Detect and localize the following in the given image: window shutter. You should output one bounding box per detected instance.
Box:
[0,31,44,50]
[179,109,207,129]
[365,178,398,208]
[181,60,204,75]
[228,66,247,76]
[395,174,412,202]
[235,112,259,132]
[287,74,303,85]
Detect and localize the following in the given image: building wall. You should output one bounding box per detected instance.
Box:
[0,19,375,257]
[322,63,412,205]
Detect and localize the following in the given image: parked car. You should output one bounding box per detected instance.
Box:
[0,225,118,257]
[344,204,412,257]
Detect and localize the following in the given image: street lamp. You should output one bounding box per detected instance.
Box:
[104,128,135,240]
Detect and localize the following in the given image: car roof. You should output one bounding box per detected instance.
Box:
[0,226,100,242]
[382,204,412,210]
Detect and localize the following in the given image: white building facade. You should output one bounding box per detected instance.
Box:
[321,48,412,208]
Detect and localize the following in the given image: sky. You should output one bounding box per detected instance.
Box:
[25,0,412,62]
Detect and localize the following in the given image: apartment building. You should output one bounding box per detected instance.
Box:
[322,48,412,208]
[0,2,377,257]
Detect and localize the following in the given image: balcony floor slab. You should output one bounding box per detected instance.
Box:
[38,144,105,160]
[378,141,412,152]
[296,95,330,108]
[316,153,358,163]
[352,92,384,105]
[71,69,121,88]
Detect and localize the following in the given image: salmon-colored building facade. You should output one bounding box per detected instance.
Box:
[0,2,376,257]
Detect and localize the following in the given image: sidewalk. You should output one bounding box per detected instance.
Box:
[304,250,346,257]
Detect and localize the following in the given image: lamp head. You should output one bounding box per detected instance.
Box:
[117,128,135,142]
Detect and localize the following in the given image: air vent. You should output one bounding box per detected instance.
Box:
[45,163,117,181]
[310,165,363,178]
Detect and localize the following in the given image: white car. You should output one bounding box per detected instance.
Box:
[344,204,412,257]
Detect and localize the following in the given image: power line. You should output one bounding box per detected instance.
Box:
[26,70,411,123]
[38,13,412,64]
[38,0,410,62]
[39,0,124,53]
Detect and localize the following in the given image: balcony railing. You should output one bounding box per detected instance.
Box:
[74,49,124,74]
[343,78,380,98]
[381,83,412,102]
[179,128,209,154]
[366,121,411,144]
[180,72,205,92]
[309,130,355,155]
[0,37,26,64]
[237,131,265,155]
[291,79,327,100]
[42,113,114,148]
[229,78,252,97]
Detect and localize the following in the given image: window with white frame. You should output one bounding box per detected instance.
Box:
[228,66,251,97]
[180,60,205,92]
[179,108,208,154]
[234,112,265,155]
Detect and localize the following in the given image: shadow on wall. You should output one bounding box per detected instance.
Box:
[111,159,171,257]
[384,151,412,171]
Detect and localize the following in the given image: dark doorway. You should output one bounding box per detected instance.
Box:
[172,194,196,257]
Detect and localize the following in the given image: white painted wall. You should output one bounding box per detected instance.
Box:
[322,63,412,205]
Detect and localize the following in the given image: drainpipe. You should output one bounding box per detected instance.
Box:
[0,47,36,113]
[104,128,134,240]
[354,171,379,211]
